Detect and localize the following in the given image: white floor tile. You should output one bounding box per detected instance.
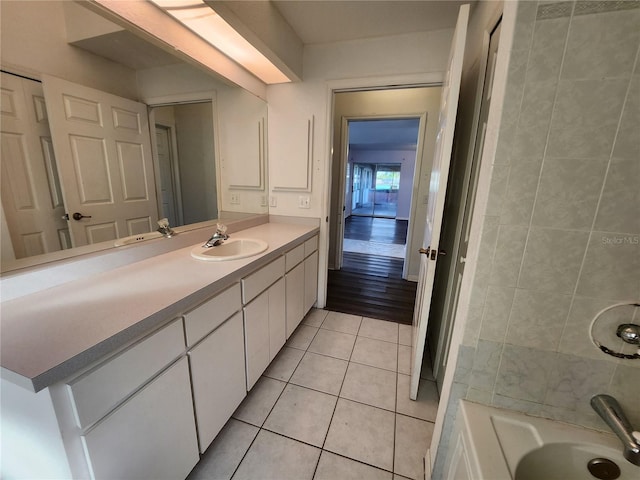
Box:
[232,376,285,427]
[233,430,320,480]
[340,362,397,411]
[308,329,357,360]
[187,418,258,480]
[359,317,399,343]
[324,398,395,471]
[286,325,319,350]
[351,336,398,371]
[289,351,348,395]
[321,311,363,335]
[399,324,412,346]
[263,384,337,447]
[302,308,329,327]
[314,451,392,480]
[396,374,439,422]
[398,345,411,375]
[394,414,434,480]
[263,347,304,382]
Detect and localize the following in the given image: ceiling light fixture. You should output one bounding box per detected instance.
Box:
[149,0,290,84]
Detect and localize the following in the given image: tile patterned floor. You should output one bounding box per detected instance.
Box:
[188,309,439,480]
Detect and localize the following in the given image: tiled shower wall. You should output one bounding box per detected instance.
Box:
[435,0,640,474]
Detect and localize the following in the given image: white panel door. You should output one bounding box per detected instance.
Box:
[42,75,158,247]
[0,73,69,258]
[410,4,469,399]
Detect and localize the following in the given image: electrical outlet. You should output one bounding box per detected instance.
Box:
[298,196,310,209]
[270,196,277,207]
[260,195,267,207]
[230,193,240,205]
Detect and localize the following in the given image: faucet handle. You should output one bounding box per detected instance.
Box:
[216,223,228,234]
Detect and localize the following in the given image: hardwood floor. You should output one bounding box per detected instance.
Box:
[344,216,408,245]
[326,216,417,325]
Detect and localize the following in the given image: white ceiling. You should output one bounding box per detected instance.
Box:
[272,0,470,45]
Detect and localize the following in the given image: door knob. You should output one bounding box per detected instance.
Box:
[419,246,431,255]
[430,249,447,260]
[72,212,92,221]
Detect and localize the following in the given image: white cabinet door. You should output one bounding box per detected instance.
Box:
[244,276,287,389]
[285,262,305,338]
[189,312,246,453]
[304,250,319,313]
[82,357,198,480]
[269,278,286,359]
[243,289,270,390]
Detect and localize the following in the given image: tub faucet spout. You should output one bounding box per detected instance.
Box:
[591,394,640,466]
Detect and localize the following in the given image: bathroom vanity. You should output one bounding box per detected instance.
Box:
[0,220,319,479]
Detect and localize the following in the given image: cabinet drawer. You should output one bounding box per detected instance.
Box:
[304,235,318,257]
[67,319,184,429]
[184,283,241,346]
[242,256,285,304]
[285,244,305,272]
[82,357,199,480]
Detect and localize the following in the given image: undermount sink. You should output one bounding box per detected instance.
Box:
[190,238,268,261]
[515,442,636,480]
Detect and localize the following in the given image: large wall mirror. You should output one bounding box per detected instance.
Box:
[0,1,268,272]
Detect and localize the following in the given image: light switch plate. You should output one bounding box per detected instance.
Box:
[298,196,310,209]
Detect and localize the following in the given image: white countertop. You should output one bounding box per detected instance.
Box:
[1,222,318,392]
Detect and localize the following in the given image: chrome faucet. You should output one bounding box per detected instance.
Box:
[157,218,175,238]
[204,223,229,247]
[591,394,640,466]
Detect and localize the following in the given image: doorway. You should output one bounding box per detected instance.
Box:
[342,117,420,271]
[326,88,442,323]
[149,101,218,227]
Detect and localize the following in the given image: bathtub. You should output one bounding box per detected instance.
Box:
[441,400,639,480]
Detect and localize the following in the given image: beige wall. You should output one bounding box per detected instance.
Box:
[0,1,138,99]
[174,103,218,224]
[267,28,454,304]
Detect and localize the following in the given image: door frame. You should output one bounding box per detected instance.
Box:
[430,18,502,390]
[154,123,184,226]
[318,73,444,309]
[426,3,516,474]
[333,110,429,279]
[145,90,221,227]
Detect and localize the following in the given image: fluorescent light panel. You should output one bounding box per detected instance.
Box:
[150,0,290,84]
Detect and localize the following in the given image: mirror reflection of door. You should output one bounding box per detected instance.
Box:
[43,74,159,248]
[1,72,221,263]
[155,124,182,228]
[0,72,70,260]
[151,102,217,227]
